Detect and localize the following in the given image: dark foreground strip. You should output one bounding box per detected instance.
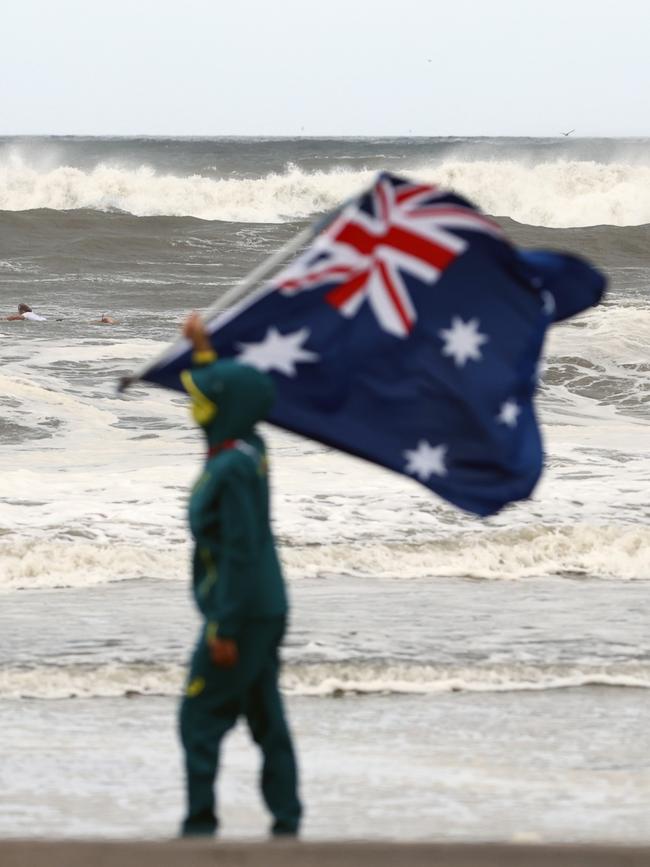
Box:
[1,840,649,867]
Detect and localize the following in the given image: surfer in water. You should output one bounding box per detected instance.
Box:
[94,313,118,325]
[4,303,47,321]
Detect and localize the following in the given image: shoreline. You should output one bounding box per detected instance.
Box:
[3,689,648,843]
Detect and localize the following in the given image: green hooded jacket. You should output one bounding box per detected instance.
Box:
[181,352,287,639]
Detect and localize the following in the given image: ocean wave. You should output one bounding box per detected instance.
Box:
[281,525,650,581]
[547,304,650,367]
[1,659,647,699]
[282,661,650,697]
[0,160,355,223]
[543,305,650,416]
[1,524,648,591]
[0,540,186,590]
[2,157,650,227]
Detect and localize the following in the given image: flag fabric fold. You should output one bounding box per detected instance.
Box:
[141,173,605,516]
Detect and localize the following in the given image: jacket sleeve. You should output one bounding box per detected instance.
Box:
[214,466,260,639]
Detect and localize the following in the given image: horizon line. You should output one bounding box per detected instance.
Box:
[1,132,649,140]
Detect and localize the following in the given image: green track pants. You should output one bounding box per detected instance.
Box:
[179,616,301,836]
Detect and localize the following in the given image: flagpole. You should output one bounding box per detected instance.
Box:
[118,204,348,393]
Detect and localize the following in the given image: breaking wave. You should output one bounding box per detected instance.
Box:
[1,524,648,591]
[1,659,647,699]
[282,525,650,581]
[0,540,186,590]
[2,157,650,227]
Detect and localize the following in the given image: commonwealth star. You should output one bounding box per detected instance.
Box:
[439,317,489,367]
[237,327,319,376]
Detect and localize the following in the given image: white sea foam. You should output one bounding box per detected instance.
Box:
[2,156,650,226]
[282,661,650,697]
[0,349,649,587]
[0,540,186,590]
[547,304,650,364]
[1,659,647,699]
[1,522,648,591]
[281,525,650,581]
[0,662,184,699]
[0,307,648,591]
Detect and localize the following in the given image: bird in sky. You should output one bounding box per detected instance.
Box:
[561,129,575,136]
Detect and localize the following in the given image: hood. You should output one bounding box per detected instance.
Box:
[181,359,275,446]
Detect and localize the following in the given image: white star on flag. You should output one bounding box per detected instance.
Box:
[497,399,521,427]
[439,317,489,367]
[403,440,448,480]
[237,327,319,376]
[541,290,556,316]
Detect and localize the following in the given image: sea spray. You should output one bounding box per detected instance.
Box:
[3,157,650,227]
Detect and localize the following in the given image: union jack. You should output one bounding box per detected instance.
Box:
[275,174,503,338]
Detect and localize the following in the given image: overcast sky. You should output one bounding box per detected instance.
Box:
[3,0,649,137]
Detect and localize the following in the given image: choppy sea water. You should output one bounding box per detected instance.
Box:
[0,136,649,840]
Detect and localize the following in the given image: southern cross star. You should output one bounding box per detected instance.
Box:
[236,327,319,376]
[439,317,489,367]
[403,440,448,481]
[541,290,556,317]
[497,399,521,428]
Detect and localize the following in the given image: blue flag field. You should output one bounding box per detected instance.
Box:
[134,173,605,516]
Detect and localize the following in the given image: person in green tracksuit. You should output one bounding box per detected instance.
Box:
[178,311,302,838]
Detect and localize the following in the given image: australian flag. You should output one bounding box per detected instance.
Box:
[142,173,605,516]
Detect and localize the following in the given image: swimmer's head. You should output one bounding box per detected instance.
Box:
[18,303,32,314]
